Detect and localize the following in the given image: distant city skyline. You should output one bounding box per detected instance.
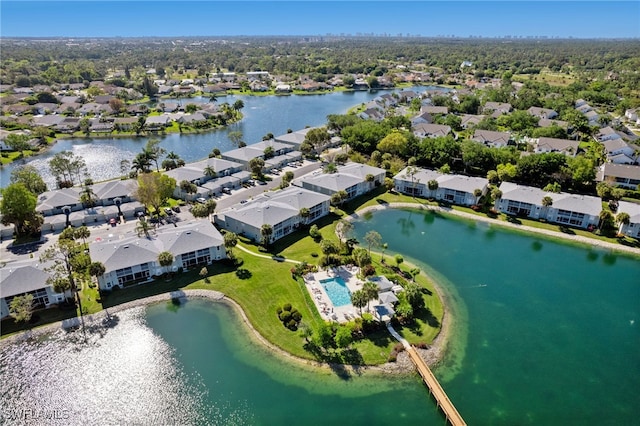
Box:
[1,1,639,39]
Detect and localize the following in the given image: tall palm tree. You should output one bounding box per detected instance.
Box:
[362,281,379,311]
[427,179,438,197]
[350,290,368,314]
[88,261,106,286]
[299,207,310,224]
[203,166,217,179]
[131,152,152,174]
[158,251,174,274]
[260,224,273,247]
[136,218,154,238]
[74,226,90,247]
[616,212,630,234]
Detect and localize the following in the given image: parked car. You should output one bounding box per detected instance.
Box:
[109,218,117,227]
[196,197,207,204]
[164,207,174,215]
[171,206,181,213]
[222,187,232,194]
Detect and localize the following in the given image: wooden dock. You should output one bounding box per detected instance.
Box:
[405,345,466,426]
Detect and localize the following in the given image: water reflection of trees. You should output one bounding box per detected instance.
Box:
[398,213,415,236]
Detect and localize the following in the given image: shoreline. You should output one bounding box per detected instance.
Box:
[0,289,431,376]
[348,202,640,257]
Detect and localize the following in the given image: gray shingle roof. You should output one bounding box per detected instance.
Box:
[617,201,640,223]
[89,221,223,272]
[537,137,580,153]
[222,187,330,228]
[0,260,54,298]
[93,180,137,200]
[499,182,601,216]
[156,222,223,254]
[36,188,81,212]
[472,129,511,145]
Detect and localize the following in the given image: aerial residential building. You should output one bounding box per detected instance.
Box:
[472,129,512,148]
[616,201,640,238]
[89,221,225,291]
[496,182,601,229]
[596,163,640,189]
[292,163,386,200]
[534,137,580,156]
[394,167,488,206]
[215,187,331,243]
[0,260,66,319]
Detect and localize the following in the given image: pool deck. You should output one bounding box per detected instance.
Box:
[304,265,365,323]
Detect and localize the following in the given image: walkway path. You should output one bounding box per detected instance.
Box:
[235,243,302,264]
[386,322,466,426]
[345,202,640,256]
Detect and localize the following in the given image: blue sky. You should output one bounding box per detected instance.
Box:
[1,1,638,38]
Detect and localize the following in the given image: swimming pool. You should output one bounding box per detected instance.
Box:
[320,277,352,307]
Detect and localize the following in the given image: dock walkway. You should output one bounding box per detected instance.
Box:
[386,323,466,426]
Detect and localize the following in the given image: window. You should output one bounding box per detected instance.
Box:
[181,249,211,268]
[555,209,585,226]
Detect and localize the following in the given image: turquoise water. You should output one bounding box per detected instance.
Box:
[320,277,352,307]
[353,208,640,425]
[144,299,441,424]
[2,207,638,425]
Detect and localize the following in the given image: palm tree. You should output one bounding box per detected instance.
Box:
[158,251,174,274]
[350,289,368,314]
[473,188,483,203]
[362,281,379,311]
[80,186,98,208]
[203,166,217,180]
[299,207,310,224]
[427,179,438,198]
[223,231,238,260]
[74,226,90,247]
[260,224,273,248]
[131,152,152,174]
[136,218,153,238]
[616,212,630,234]
[88,261,106,286]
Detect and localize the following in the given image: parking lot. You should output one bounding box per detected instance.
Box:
[0,159,323,265]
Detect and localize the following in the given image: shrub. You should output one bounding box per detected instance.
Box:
[287,319,298,330]
[388,352,397,362]
[276,307,283,315]
[416,342,429,349]
[361,264,376,277]
[279,311,292,323]
[310,252,319,258]
[292,311,302,322]
[394,343,406,353]
[282,303,292,312]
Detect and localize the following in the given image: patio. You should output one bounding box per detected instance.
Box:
[304,265,366,323]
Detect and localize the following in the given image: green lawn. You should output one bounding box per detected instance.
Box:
[0,150,36,165]
[7,186,636,366]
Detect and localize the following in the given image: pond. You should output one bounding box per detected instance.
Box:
[352,208,640,425]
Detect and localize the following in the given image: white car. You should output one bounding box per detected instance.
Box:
[196,197,207,204]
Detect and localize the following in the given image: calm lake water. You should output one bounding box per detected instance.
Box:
[0,87,443,188]
[0,301,441,425]
[353,208,640,425]
[2,209,638,424]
